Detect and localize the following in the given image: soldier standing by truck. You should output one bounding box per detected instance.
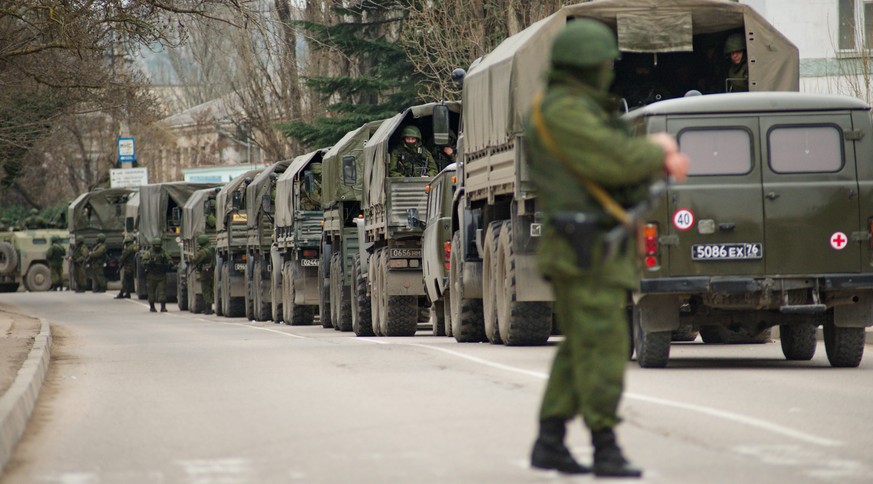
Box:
[143,237,172,312]
[88,233,108,292]
[46,236,66,291]
[72,235,89,293]
[525,20,688,478]
[192,235,215,315]
[115,236,136,299]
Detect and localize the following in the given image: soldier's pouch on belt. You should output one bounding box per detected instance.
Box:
[550,211,603,270]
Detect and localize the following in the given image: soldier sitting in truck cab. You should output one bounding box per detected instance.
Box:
[389,125,438,178]
[432,130,457,172]
[300,163,322,211]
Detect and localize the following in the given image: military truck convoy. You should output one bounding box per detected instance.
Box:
[68,188,135,288]
[179,187,221,313]
[215,169,262,317]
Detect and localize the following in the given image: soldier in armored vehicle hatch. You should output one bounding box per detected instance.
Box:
[388,125,438,178]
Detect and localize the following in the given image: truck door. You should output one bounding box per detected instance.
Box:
[760,114,861,274]
[665,116,766,277]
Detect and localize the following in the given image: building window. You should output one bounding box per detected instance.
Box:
[839,0,873,50]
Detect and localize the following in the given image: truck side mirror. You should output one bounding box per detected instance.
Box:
[262,194,273,215]
[304,170,315,193]
[432,104,451,146]
[170,207,182,227]
[342,155,356,185]
[231,190,242,210]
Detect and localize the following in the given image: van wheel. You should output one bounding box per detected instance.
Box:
[496,221,551,346]
[824,321,865,367]
[449,232,486,342]
[482,221,503,344]
[779,323,817,360]
[351,255,373,336]
[0,242,18,275]
[25,263,52,292]
[633,305,671,368]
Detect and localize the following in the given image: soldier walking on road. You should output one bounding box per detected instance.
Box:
[525,20,688,478]
[143,237,172,312]
[88,233,108,292]
[192,235,215,314]
[116,236,137,299]
[72,235,89,293]
[46,236,66,291]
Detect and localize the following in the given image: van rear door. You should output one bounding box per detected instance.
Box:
[760,113,861,275]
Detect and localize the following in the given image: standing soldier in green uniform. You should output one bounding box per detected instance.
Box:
[46,235,66,291]
[388,126,438,177]
[72,235,90,293]
[525,20,688,478]
[724,33,749,92]
[192,234,216,314]
[115,236,137,299]
[142,237,172,312]
[300,163,323,211]
[87,233,108,292]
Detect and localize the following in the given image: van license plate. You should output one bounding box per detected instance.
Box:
[691,243,762,261]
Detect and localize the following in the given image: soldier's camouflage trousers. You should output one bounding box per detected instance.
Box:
[539,277,628,431]
[147,274,167,304]
[49,263,63,287]
[200,269,214,303]
[121,267,135,295]
[91,263,106,291]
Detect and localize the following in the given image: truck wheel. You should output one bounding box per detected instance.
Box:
[271,261,283,323]
[371,249,384,336]
[177,267,188,311]
[24,263,52,292]
[449,232,485,342]
[225,261,245,317]
[779,323,817,360]
[431,300,446,336]
[0,242,18,275]
[214,257,224,317]
[189,274,205,314]
[633,304,671,368]
[482,221,503,344]
[244,258,255,320]
[330,253,351,331]
[496,221,551,346]
[823,321,865,367]
[318,244,332,329]
[285,261,311,325]
[253,258,271,321]
[351,255,374,336]
[381,259,417,336]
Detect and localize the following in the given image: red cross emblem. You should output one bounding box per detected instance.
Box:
[830,232,848,250]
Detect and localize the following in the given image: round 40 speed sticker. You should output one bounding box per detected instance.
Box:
[673,208,694,231]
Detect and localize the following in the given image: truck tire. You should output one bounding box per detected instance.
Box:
[284,261,313,325]
[431,300,446,336]
[496,221,551,346]
[244,258,255,320]
[779,323,817,360]
[318,242,332,329]
[253,258,271,321]
[371,249,385,336]
[633,304,671,368]
[482,221,503,344]
[449,232,485,342]
[351,255,374,336]
[381,258,417,336]
[331,253,352,331]
[823,321,865,368]
[0,242,17,275]
[271,252,283,323]
[225,261,245,318]
[190,271,205,314]
[214,257,224,317]
[24,263,52,292]
[177,267,188,311]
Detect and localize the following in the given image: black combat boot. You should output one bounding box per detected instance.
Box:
[114,292,125,299]
[149,303,157,313]
[530,418,590,474]
[591,428,642,478]
[160,302,167,312]
[203,305,213,315]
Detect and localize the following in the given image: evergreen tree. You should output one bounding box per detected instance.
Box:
[278,1,425,149]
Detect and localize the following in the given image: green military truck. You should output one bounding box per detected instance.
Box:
[447,0,799,346]
[351,102,461,337]
[627,92,873,368]
[320,120,385,331]
[274,149,328,325]
[244,160,291,322]
[68,188,135,290]
[421,163,458,336]
[0,229,70,292]
[179,186,222,313]
[215,169,263,317]
[133,182,220,302]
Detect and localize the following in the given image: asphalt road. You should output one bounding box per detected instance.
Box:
[1,291,871,484]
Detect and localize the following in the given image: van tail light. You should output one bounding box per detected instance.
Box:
[643,223,659,270]
[443,241,451,270]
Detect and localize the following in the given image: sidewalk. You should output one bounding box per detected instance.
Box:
[0,305,52,474]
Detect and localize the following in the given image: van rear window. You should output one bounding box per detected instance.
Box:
[768,126,843,173]
[678,128,752,176]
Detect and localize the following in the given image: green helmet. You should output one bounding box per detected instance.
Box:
[97,233,106,242]
[551,19,619,69]
[401,125,422,140]
[724,33,745,54]
[50,235,60,243]
[309,163,322,175]
[197,234,210,246]
[76,235,84,243]
[151,237,162,246]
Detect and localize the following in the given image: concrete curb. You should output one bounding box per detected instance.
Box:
[0,318,51,473]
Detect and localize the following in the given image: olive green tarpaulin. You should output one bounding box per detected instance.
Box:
[182,187,222,241]
[362,102,462,211]
[462,0,799,155]
[216,169,264,232]
[276,149,329,228]
[245,160,292,230]
[137,182,221,247]
[322,119,385,209]
[67,188,135,235]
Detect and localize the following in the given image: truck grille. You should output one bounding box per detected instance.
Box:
[389,182,428,227]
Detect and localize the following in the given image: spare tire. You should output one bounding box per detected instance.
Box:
[0,242,18,275]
